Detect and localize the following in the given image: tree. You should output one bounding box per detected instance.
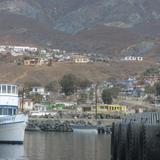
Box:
[102,89,113,104]
[145,85,155,94]
[45,81,60,92]
[154,82,160,96]
[30,93,43,103]
[78,79,91,89]
[47,59,52,66]
[60,74,77,96]
[77,93,88,104]
[108,87,121,98]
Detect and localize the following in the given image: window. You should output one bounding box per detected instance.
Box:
[8,109,12,115]
[15,86,18,94]
[12,86,16,94]
[7,85,11,93]
[13,109,16,115]
[0,108,2,115]
[3,109,7,115]
[2,85,6,93]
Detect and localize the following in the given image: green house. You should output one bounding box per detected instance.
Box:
[41,102,65,110]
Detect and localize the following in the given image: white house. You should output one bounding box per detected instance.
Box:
[8,46,38,52]
[0,45,6,52]
[30,86,50,100]
[122,56,144,61]
[30,86,45,95]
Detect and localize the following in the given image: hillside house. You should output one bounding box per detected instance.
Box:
[30,86,45,95]
[122,56,143,61]
[144,76,160,86]
[24,59,39,66]
[24,58,49,66]
[30,86,50,100]
[73,55,90,63]
[8,46,38,52]
[0,45,6,52]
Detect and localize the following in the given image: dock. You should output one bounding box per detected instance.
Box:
[111,112,160,160]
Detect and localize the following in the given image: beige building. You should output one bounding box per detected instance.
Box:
[19,99,34,111]
[24,59,39,66]
[24,58,48,66]
[73,55,90,63]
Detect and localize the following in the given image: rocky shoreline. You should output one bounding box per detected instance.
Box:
[26,117,113,133]
[26,119,73,132]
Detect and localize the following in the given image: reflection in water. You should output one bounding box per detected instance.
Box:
[0,132,111,160]
[24,132,111,160]
[0,144,26,160]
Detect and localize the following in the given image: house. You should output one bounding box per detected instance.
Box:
[73,55,90,63]
[8,46,38,52]
[19,98,34,111]
[144,76,160,86]
[30,86,50,100]
[24,58,39,66]
[24,58,49,66]
[121,56,144,61]
[0,45,6,52]
[118,78,137,96]
[33,103,47,112]
[30,86,45,95]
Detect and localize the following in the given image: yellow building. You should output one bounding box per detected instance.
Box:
[94,104,127,113]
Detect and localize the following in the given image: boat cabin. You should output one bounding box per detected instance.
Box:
[0,84,18,116]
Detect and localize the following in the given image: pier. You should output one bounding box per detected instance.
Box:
[111,112,160,160]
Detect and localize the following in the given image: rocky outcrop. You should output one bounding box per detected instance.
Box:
[120,41,155,56]
[1,0,160,34]
[0,0,160,56]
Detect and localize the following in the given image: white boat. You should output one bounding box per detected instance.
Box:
[71,124,98,134]
[0,84,28,144]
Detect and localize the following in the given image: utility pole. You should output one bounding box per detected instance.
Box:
[21,87,25,113]
[95,83,98,120]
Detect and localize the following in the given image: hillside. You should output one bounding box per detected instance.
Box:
[72,25,147,55]
[0,61,155,85]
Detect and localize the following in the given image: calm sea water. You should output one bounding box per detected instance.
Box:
[0,132,111,160]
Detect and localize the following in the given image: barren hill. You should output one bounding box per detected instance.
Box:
[0,60,154,85]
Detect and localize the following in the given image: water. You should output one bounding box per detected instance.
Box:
[0,132,111,160]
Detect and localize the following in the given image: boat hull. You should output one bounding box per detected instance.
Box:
[0,114,28,144]
[71,125,98,134]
